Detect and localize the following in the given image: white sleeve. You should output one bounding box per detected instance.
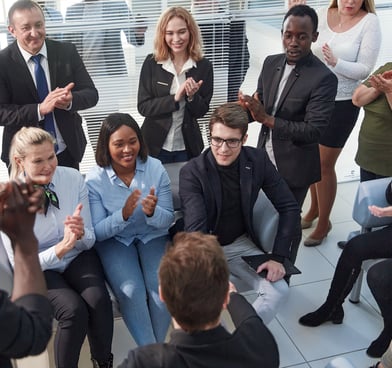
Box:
[333,14,381,81]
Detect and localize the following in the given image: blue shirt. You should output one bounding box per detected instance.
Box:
[3,166,95,273]
[85,156,174,245]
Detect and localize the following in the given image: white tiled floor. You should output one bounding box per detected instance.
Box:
[271,180,382,368]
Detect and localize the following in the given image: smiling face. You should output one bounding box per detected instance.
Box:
[338,0,364,16]
[8,6,46,55]
[210,123,247,166]
[109,125,140,173]
[165,16,190,58]
[282,14,318,65]
[16,141,57,185]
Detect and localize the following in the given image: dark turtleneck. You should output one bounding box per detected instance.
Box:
[214,156,246,245]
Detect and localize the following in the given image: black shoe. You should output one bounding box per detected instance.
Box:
[299,304,344,327]
[337,241,347,249]
[367,329,391,358]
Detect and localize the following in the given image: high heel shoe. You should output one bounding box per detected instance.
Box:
[299,303,344,327]
[301,217,317,229]
[303,221,332,247]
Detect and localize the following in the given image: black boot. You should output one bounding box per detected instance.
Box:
[299,251,362,327]
[366,328,392,358]
[91,353,113,368]
[299,303,344,326]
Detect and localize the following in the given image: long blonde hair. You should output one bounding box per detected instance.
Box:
[153,6,203,62]
[328,0,376,14]
[9,127,56,180]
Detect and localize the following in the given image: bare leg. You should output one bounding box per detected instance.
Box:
[307,145,342,240]
[302,184,319,222]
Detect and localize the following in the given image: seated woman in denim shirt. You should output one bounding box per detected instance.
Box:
[86,113,174,346]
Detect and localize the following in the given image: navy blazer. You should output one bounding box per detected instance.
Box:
[138,54,213,158]
[0,39,98,164]
[256,52,337,188]
[179,147,301,259]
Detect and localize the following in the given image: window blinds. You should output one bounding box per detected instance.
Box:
[0,0,391,179]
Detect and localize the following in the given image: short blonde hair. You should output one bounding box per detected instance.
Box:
[154,7,203,62]
[9,127,56,180]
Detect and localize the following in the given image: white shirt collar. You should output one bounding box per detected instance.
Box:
[17,41,48,63]
[159,57,196,75]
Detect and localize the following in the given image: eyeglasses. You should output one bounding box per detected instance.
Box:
[210,136,243,149]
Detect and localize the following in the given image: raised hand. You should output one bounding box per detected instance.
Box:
[56,203,84,258]
[141,187,157,217]
[63,203,85,240]
[321,43,337,67]
[39,82,75,115]
[122,189,142,220]
[0,181,43,245]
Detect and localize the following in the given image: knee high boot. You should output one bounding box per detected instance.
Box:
[367,318,392,358]
[91,353,113,368]
[299,257,362,327]
[367,270,392,357]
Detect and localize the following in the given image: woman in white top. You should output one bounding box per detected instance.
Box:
[299,0,381,246]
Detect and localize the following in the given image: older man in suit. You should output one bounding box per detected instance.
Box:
[240,4,337,209]
[0,0,98,169]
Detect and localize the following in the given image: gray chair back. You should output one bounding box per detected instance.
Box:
[352,177,392,229]
[349,177,392,303]
[252,189,279,253]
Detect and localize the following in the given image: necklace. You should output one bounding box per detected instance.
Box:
[336,11,361,29]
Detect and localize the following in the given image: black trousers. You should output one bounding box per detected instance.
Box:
[327,225,392,307]
[367,259,392,327]
[44,249,113,368]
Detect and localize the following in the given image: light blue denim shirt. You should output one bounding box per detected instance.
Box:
[85,156,174,245]
[3,166,96,273]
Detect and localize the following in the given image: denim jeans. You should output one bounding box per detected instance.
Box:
[95,235,171,346]
[222,234,289,324]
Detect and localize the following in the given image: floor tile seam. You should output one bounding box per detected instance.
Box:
[304,348,367,366]
[274,315,311,366]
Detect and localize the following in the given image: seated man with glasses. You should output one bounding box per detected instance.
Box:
[179,102,301,324]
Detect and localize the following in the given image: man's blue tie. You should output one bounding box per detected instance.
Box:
[31,54,57,145]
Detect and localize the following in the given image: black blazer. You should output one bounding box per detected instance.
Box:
[138,54,213,158]
[0,39,98,164]
[179,147,301,259]
[117,293,279,368]
[256,52,337,188]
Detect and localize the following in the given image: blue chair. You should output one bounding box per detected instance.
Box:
[348,177,392,303]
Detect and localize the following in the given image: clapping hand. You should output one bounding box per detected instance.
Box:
[0,181,43,244]
[141,187,157,217]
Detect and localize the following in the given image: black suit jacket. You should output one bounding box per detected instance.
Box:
[138,54,213,158]
[256,52,337,188]
[179,147,300,259]
[0,39,98,164]
[0,292,53,368]
[117,293,279,368]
